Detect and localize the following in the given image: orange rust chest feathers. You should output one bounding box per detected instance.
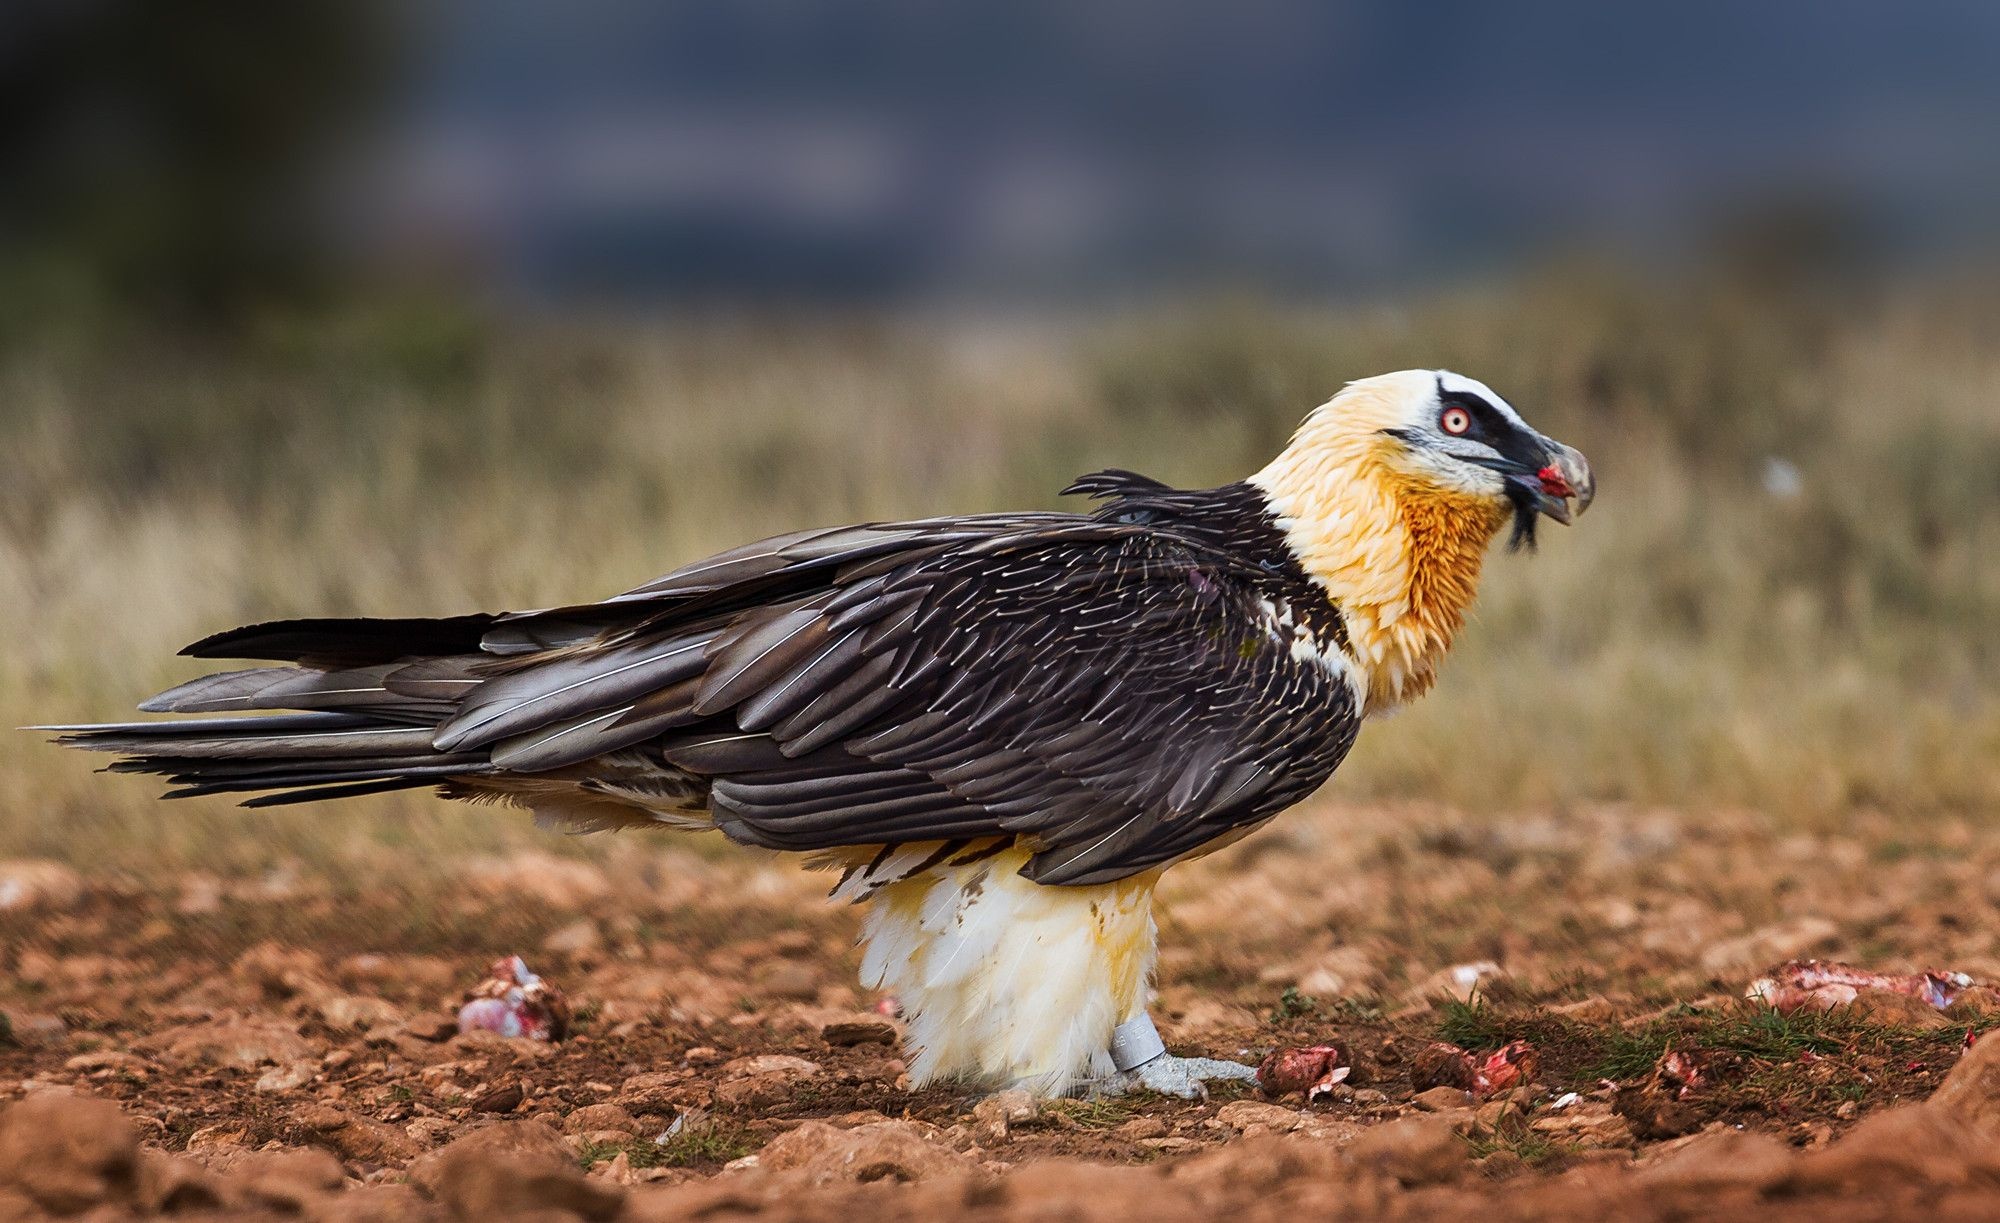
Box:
[1388,476,1507,634]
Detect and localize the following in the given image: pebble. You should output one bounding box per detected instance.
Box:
[972,1088,1037,1143]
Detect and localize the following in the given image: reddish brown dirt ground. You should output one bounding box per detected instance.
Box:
[9,800,2000,1219]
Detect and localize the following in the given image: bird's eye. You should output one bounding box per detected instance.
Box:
[1439,407,1472,436]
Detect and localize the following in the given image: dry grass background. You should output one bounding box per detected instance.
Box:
[3,263,1997,874]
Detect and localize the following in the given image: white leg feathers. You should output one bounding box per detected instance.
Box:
[859,847,1159,1098]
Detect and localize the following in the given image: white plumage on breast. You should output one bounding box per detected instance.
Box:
[860,845,1159,1095]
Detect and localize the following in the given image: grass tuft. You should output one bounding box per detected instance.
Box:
[578,1121,757,1171]
[1269,987,1315,1022]
[1464,1113,1569,1169]
[1043,1097,1138,1129]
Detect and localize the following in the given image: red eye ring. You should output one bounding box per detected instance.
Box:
[1440,406,1472,436]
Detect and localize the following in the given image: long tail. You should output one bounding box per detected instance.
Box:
[40,615,504,807]
[43,713,498,807]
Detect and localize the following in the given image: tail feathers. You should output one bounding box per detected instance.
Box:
[41,712,496,807]
[235,777,448,808]
[140,659,481,717]
[181,614,498,665]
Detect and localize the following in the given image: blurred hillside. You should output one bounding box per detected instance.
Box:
[9,2,2000,319]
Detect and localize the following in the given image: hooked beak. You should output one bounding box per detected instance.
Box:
[1524,441,1595,526]
[1489,438,1593,550]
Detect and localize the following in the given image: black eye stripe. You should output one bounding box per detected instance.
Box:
[1438,389,1510,438]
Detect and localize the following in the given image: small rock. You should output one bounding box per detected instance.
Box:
[408,1121,565,1193]
[1531,1104,1635,1148]
[716,1067,819,1109]
[1471,1098,1521,1135]
[1637,1126,1796,1192]
[821,1016,899,1047]
[1782,1104,1980,1190]
[1115,1116,1171,1141]
[1215,1101,1303,1134]
[1345,1115,1468,1186]
[401,1013,460,1042]
[406,1117,456,1147]
[1408,961,1505,1004]
[1549,996,1617,1023]
[0,860,84,912]
[1412,1042,1477,1092]
[591,1149,636,1184]
[425,1121,622,1220]
[470,1083,526,1114]
[225,1148,346,1212]
[254,1061,316,1093]
[722,1054,823,1077]
[289,1104,423,1165]
[184,1124,252,1154]
[63,1051,154,1079]
[150,1018,317,1070]
[618,1072,695,1114]
[565,1103,639,1135]
[971,1089,1036,1142]
[1412,1086,1474,1111]
[135,1150,221,1215]
[316,993,406,1032]
[453,1027,555,1061]
[313,1184,430,1221]
[0,1092,139,1214]
[758,1119,971,1186]
[1927,1022,2000,1134]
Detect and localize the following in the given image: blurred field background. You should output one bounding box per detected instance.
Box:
[4,2,2000,874]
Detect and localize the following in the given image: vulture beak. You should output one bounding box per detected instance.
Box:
[1525,441,1595,526]
[1489,436,1593,550]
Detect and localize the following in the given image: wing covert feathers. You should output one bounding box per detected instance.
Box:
[52,481,1361,885]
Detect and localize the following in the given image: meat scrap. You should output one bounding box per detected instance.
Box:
[1412,1039,1539,1099]
[1614,1047,1709,1139]
[1655,1048,1705,1098]
[456,955,572,1041]
[1746,959,1992,1014]
[1257,1043,1351,1101]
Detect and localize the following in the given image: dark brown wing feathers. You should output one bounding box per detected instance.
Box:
[50,478,1361,885]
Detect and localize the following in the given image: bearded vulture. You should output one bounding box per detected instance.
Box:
[47,369,1593,1098]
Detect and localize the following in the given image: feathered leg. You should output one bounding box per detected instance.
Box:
[859,847,1159,1098]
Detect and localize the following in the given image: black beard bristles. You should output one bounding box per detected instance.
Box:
[1505,488,1541,552]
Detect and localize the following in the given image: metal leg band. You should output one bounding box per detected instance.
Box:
[1108,1011,1168,1072]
